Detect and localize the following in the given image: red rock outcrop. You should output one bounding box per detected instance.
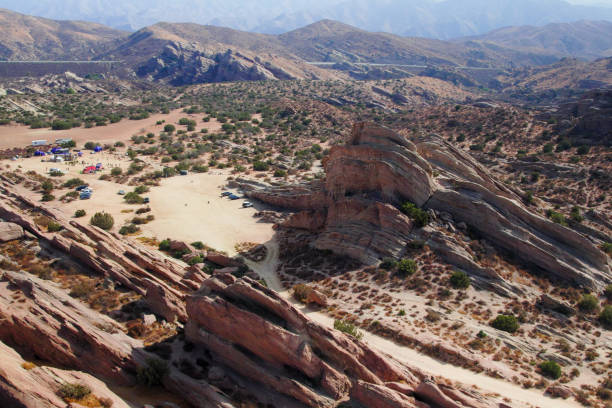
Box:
[247,122,611,289]
[184,273,492,407]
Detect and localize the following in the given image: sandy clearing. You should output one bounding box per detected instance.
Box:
[137,172,275,255]
[247,243,582,408]
[6,157,274,255]
[0,109,223,149]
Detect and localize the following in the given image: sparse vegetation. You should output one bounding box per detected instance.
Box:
[491,314,519,333]
[90,212,114,230]
[137,358,168,387]
[449,270,470,289]
[334,319,364,340]
[400,202,429,227]
[539,360,562,380]
[578,294,599,313]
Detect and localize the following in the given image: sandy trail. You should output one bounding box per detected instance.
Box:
[247,242,582,408]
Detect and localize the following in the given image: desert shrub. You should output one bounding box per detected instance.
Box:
[253,160,269,171]
[599,306,612,329]
[119,224,140,235]
[41,193,55,202]
[293,283,313,303]
[110,167,122,176]
[134,185,150,194]
[63,178,84,188]
[124,192,144,204]
[84,141,99,150]
[159,239,171,251]
[334,320,363,340]
[74,209,86,218]
[47,221,62,232]
[539,360,562,379]
[400,202,429,227]
[191,241,204,250]
[450,270,471,289]
[51,120,73,131]
[274,169,287,177]
[491,314,519,333]
[397,259,417,277]
[187,255,203,266]
[137,358,168,387]
[578,294,599,313]
[602,242,612,255]
[570,206,584,223]
[380,257,397,270]
[164,124,175,133]
[90,212,114,230]
[41,180,53,192]
[57,383,91,400]
[407,240,425,250]
[546,210,567,226]
[135,207,151,214]
[604,284,612,300]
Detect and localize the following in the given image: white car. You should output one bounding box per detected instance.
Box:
[242,201,253,208]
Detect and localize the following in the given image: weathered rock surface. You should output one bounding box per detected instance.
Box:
[184,273,492,407]
[0,340,130,408]
[248,122,611,290]
[0,270,143,384]
[0,221,23,242]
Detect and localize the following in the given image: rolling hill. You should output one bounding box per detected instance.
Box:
[0,8,125,61]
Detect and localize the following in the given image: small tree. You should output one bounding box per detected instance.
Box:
[111,167,122,176]
[400,202,429,227]
[90,212,114,230]
[74,209,86,218]
[491,314,519,333]
[450,270,471,289]
[540,360,562,379]
[164,124,176,134]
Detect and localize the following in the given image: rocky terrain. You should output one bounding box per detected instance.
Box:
[0,173,522,408]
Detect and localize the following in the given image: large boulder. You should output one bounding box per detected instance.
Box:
[0,222,24,242]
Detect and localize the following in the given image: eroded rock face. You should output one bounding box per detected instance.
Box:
[0,340,130,408]
[0,222,23,242]
[185,273,497,407]
[248,122,611,289]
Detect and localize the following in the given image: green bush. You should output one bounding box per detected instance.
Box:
[604,284,612,300]
[491,314,519,333]
[159,239,171,251]
[84,141,99,150]
[41,180,54,192]
[41,193,55,202]
[397,259,417,277]
[599,306,612,329]
[63,178,84,188]
[74,209,86,218]
[334,320,363,340]
[110,167,122,176]
[547,210,567,226]
[137,358,168,387]
[164,124,175,133]
[570,206,584,223]
[47,221,62,232]
[539,360,562,379]
[124,192,144,204]
[602,242,612,256]
[57,383,91,400]
[578,294,599,313]
[450,271,471,289]
[400,202,429,227]
[191,241,205,250]
[51,120,73,131]
[253,160,270,171]
[187,255,204,266]
[119,224,140,235]
[380,257,397,270]
[90,212,114,230]
[134,185,149,194]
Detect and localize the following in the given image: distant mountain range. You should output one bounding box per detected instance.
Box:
[0,8,611,90]
[1,0,612,39]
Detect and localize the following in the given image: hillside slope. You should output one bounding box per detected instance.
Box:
[0,8,125,60]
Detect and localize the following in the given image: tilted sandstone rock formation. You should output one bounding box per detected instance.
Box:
[248,122,611,289]
[185,273,495,407]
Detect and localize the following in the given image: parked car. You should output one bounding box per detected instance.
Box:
[75,185,89,191]
[229,194,240,200]
[242,201,253,208]
[143,197,150,204]
[221,191,231,197]
[180,170,188,176]
[118,190,126,195]
[79,192,91,200]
